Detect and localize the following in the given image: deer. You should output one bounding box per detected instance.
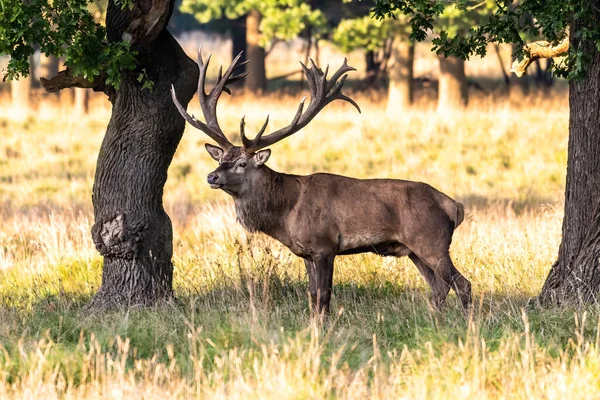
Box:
[171,50,472,315]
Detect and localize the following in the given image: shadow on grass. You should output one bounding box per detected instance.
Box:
[2,276,598,370]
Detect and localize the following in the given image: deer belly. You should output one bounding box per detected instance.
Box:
[337,235,411,257]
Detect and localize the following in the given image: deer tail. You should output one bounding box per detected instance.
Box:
[435,191,464,229]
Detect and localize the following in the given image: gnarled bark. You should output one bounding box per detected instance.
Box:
[538,20,600,305]
[39,0,199,308]
[89,12,198,308]
[535,4,600,305]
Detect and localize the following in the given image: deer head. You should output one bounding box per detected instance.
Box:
[171,49,360,196]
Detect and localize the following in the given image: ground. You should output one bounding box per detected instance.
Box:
[2,66,600,398]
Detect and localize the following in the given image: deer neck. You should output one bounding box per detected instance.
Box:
[233,166,299,236]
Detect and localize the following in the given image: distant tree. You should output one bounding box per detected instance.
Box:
[0,0,200,308]
[333,14,414,114]
[180,0,326,93]
[374,0,600,306]
[432,2,496,111]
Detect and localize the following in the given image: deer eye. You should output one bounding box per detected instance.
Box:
[239,162,247,168]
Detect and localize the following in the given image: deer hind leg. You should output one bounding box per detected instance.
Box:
[412,251,472,311]
[304,253,335,315]
[409,253,450,310]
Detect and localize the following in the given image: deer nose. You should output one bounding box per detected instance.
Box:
[207,172,219,185]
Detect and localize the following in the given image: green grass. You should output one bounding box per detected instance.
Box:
[3,90,600,398]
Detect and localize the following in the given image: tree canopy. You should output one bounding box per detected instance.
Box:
[0,0,139,87]
[180,0,327,47]
[372,0,597,79]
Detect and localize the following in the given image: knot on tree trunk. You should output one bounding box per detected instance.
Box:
[92,213,148,258]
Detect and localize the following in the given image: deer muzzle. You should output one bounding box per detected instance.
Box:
[207,172,222,189]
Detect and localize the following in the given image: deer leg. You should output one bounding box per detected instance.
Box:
[409,253,436,287]
[450,264,472,310]
[418,251,472,311]
[409,253,442,309]
[304,254,335,315]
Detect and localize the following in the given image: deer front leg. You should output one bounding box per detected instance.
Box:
[303,253,335,315]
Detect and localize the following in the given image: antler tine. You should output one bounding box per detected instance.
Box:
[171,85,232,149]
[189,50,251,150]
[241,59,358,153]
[241,114,271,150]
[172,48,254,151]
[197,49,211,97]
[326,74,361,113]
[327,58,356,93]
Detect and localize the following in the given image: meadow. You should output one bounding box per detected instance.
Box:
[2,74,600,398]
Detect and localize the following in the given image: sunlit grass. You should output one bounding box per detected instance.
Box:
[3,88,598,399]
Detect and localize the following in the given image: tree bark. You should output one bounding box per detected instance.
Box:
[88,0,199,308]
[539,7,600,305]
[437,56,468,112]
[386,38,414,115]
[245,9,267,93]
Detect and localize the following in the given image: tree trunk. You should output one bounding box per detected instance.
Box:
[39,54,59,80]
[365,50,377,84]
[245,10,267,93]
[437,56,468,112]
[73,88,89,114]
[89,1,199,308]
[386,39,414,115]
[230,15,247,89]
[539,7,600,305]
[10,75,31,112]
[535,58,554,89]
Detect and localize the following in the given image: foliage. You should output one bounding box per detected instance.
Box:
[180,0,327,47]
[372,0,600,79]
[332,1,492,63]
[332,14,404,53]
[0,0,136,86]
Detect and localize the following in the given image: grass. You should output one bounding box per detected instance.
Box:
[3,84,600,398]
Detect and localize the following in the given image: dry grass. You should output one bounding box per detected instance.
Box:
[3,82,599,399]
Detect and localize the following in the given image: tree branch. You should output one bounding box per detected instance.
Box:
[511,36,569,78]
[40,69,105,93]
[107,0,173,44]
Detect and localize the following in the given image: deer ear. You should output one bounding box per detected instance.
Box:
[205,143,224,161]
[253,149,271,166]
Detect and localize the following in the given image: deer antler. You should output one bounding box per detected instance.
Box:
[240,58,361,153]
[171,48,249,150]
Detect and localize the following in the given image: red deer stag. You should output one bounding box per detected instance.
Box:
[171,51,471,314]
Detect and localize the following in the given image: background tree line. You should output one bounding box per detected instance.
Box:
[7,0,555,116]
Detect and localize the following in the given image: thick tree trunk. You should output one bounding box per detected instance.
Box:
[437,56,468,112]
[245,10,267,93]
[539,8,600,305]
[10,76,31,112]
[386,39,414,115]
[230,16,247,89]
[89,1,199,308]
[73,88,89,114]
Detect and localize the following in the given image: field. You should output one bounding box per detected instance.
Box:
[2,73,600,399]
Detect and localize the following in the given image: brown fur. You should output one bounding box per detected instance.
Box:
[206,146,472,315]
